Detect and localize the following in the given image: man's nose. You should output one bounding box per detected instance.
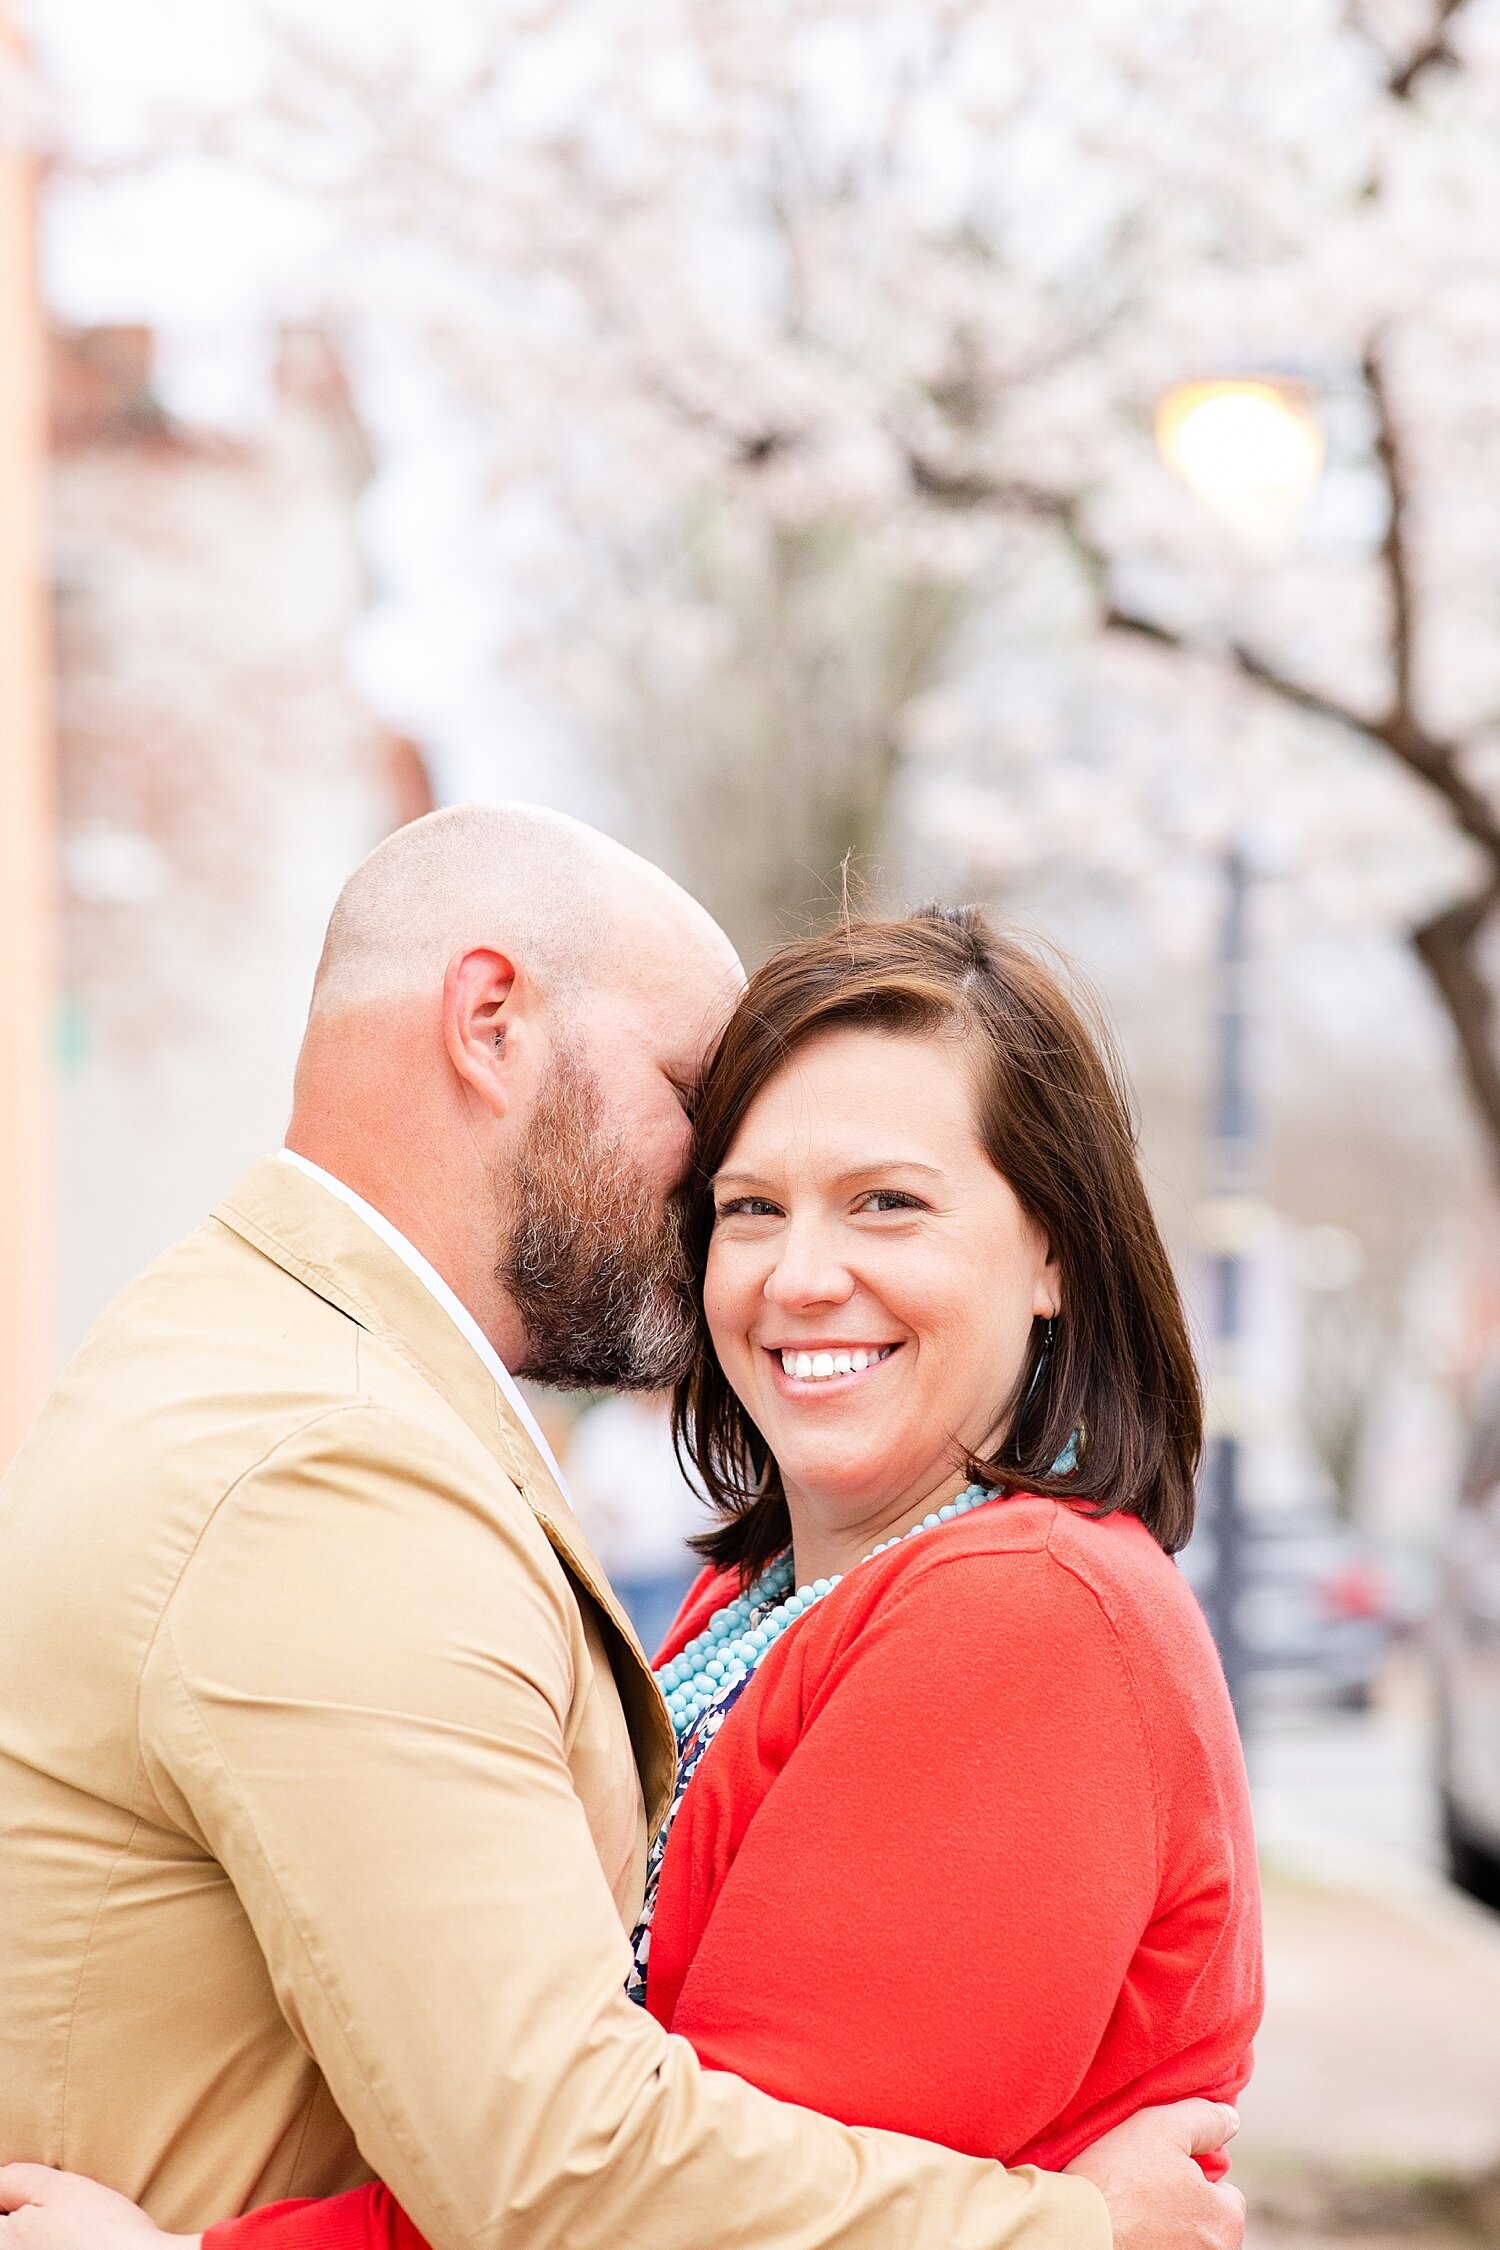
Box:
[762,1220,854,1310]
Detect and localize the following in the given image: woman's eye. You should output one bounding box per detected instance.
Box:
[713,1195,781,1221]
[859,1189,925,1214]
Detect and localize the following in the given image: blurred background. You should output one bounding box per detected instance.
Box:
[5,0,1500,2239]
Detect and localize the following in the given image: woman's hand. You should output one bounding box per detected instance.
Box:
[0,2166,200,2250]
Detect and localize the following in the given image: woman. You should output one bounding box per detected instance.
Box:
[4,907,1262,2250]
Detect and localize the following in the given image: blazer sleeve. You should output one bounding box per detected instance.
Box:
[141,1406,1109,2250]
[658,1545,1162,2163]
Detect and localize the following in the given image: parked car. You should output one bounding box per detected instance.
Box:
[1180,1505,1393,1709]
[1433,1386,1500,1909]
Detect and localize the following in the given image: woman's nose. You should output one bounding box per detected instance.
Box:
[762,1222,855,1310]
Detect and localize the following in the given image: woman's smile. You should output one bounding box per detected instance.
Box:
[768,1341,903,1391]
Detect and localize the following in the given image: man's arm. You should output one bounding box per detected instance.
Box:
[135,1404,1184,2250]
[0,2111,1245,2250]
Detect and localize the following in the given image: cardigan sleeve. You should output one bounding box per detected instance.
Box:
[655,1544,1164,2166]
[205,2187,425,2250]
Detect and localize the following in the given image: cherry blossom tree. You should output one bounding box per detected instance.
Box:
[34,0,1500,1504]
[143,0,1498,1164]
[29,0,1500,1056]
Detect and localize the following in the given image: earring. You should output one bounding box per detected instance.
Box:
[1020,1314,1056,1421]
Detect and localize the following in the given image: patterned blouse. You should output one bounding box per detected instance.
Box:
[625,1556,794,2008]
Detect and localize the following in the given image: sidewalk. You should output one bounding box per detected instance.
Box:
[1226,1657,1500,2244]
[1239,1868,1500,2245]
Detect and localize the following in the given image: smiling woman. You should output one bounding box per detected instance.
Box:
[676,904,1202,1584]
[629,905,1258,2166]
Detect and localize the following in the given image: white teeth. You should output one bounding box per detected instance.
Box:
[778,1345,895,1383]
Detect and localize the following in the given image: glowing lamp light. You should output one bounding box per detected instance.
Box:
[1155,378,1325,549]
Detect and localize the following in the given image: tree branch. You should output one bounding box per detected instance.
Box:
[1388,0,1470,99]
[1111,591,1500,1176]
[1104,599,1500,864]
[1345,0,1472,99]
[902,448,1112,597]
[1413,880,1500,1156]
[904,432,1499,846]
[905,451,1073,522]
[1364,341,1417,726]
[904,426,1500,857]
[902,418,1500,1170]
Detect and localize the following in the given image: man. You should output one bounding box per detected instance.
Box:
[0,807,1243,2250]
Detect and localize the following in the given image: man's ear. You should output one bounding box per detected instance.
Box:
[443,946,523,1119]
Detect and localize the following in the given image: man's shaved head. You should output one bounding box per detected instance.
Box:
[290,802,741,1390]
[309,802,727,1019]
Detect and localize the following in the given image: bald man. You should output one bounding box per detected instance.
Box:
[0,809,1242,2250]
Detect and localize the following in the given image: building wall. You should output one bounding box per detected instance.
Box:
[49,325,429,1353]
[0,9,55,1457]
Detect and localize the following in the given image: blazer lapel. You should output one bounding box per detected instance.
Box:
[215,1157,677,1824]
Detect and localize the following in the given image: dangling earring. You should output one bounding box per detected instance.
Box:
[1021,1315,1080,1476]
[1020,1314,1056,1421]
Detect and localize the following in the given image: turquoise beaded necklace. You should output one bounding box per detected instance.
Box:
[656,1479,1000,1747]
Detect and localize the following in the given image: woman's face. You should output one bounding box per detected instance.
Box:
[704,1025,1060,1571]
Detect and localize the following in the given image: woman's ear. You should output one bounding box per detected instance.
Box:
[1032,1242,1062,1322]
[443,946,522,1119]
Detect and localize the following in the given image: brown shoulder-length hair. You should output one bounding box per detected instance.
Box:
[672,904,1201,1579]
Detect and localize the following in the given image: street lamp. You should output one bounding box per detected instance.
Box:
[1153,373,1328,1730]
[1199,839,1260,1731]
[1156,377,1325,551]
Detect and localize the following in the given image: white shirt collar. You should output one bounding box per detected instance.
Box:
[277,1148,574,1503]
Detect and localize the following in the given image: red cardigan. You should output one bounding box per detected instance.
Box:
[207,1496,1262,2250]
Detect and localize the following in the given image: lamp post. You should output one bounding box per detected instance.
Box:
[0,4,56,1467]
[1154,373,1325,1727]
[1200,841,1257,1728]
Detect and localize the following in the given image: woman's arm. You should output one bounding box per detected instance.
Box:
[204,2186,424,2250]
[0,2176,420,2250]
[650,1541,1184,2167]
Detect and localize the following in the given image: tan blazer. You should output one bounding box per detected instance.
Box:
[0,1157,1107,2250]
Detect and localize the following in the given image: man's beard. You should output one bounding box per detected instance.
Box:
[499,1053,697,1392]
